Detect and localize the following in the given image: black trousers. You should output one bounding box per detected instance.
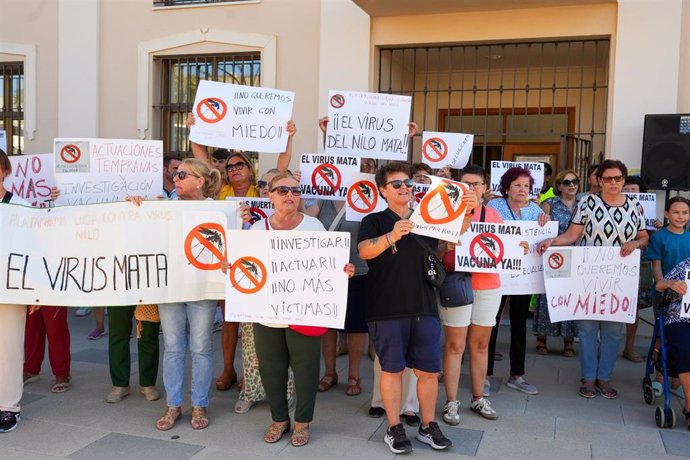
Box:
[487,294,531,377]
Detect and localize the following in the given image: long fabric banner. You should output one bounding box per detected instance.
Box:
[544,246,640,324]
[189,80,294,153]
[54,138,163,205]
[0,200,242,306]
[500,221,558,294]
[5,154,57,208]
[225,230,350,328]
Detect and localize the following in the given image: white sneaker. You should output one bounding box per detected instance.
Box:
[483,379,491,397]
[470,397,498,420]
[442,400,460,426]
[75,307,91,317]
[506,376,539,395]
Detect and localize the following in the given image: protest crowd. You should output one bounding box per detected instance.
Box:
[2,84,690,457]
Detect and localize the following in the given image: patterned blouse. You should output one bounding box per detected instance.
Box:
[545,196,580,235]
[660,258,690,325]
[570,193,645,246]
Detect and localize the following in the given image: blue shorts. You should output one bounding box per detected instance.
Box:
[368,316,441,373]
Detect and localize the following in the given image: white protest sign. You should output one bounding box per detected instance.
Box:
[500,221,558,294]
[189,80,294,153]
[325,90,411,161]
[299,153,360,200]
[409,176,470,243]
[54,138,163,205]
[224,196,274,225]
[345,173,387,222]
[4,154,57,208]
[225,230,351,328]
[0,200,240,306]
[490,161,545,198]
[625,192,656,230]
[412,183,430,209]
[681,269,690,319]
[455,222,526,273]
[422,131,473,169]
[544,246,640,324]
[0,130,6,152]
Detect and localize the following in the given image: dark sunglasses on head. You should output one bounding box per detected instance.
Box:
[226,161,247,171]
[559,179,580,187]
[270,186,302,196]
[385,179,415,189]
[257,180,268,189]
[173,170,199,180]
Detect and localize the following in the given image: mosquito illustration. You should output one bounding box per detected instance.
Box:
[207,99,222,111]
[479,235,498,252]
[350,182,373,208]
[426,182,463,216]
[315,165,337,194]
[429,139,444,152]
[234,258,261,285]
[190,226,224,263]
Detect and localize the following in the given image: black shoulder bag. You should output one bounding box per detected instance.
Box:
[384,208,446,288]
[1,191,14,204]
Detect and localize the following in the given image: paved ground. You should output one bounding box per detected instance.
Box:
[4,308,690,459]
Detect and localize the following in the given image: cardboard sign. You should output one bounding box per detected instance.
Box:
[4,154,57,208]
[412,182,430,209]
[455,222,526,273]
[224,230,351,328]
[0,201,244,306]
[189,80,294,153]
[0,130,6,152]
[421,131,473,169]
[681,269,690,319]
[544,246,640,323]
[345,173,387,222]
[625,192,657,230]
[490,161,545,198]
[325,90,411,161]
[224,197,274,225]
[299,153,360,200]
[409,176,470,243]
[53,138,163,205]
[500,221,558,294]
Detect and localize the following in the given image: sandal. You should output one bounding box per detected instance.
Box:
[578,380,596,399]
[23,373,39,384]
[317,373,338,392]
[291,423,310,447]
[622,350,643,363]
[191,406,209,430]
[264,421,290,443]
[595,380,618,399]
[51,377,71,394]
[536,337,548,355]
[156,406,181,431]
[345,377,361,396]
[215,373,237,391]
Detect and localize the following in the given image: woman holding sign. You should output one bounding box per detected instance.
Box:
[538,160,648,399]
[486,166,549,396]
[250,172,354,446]
[533,169,581,356]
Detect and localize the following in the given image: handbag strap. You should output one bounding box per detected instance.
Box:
[480,204,486,222]
[1,191,13,204]
[328,204,346,232]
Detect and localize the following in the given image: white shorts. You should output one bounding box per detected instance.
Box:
[438,288,502,328]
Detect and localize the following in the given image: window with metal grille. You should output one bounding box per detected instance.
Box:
[0,62,24,155]
[378,39,609,181]
[153,0,252,6]
[154,53,261,156]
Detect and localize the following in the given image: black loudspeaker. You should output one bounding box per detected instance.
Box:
[641,114,690,191]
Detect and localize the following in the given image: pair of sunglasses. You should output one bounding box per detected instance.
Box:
[173,171,199,180]
[270,186,302,196]
[601,175,624,184]
[257,180,269,189]
[385,179,415,189]
[226,161,246,172]
[559,179,580,187]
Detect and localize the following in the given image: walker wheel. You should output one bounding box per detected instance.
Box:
[655,406,665,428]
[666,408,676,429]
[643,382,654,405]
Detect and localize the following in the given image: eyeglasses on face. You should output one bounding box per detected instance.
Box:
[559,179,580,187]
[173,170,199,180]
[226,161,247,172]
[465,181,485,189]
[270,186,302,196]
[385,179,415,189]
[257,180,269,189]
[600,175,624,184]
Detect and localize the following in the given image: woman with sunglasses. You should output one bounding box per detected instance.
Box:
[538,159,648,399]
[250,172,354,447]
[532,169,581,357]
[188,113,296,393]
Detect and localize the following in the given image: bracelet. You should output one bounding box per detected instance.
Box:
[385,232,397,254]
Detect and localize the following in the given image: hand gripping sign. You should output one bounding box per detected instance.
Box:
[409,176,470,243]
[421,131,474,169]
[345,173,387,222]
